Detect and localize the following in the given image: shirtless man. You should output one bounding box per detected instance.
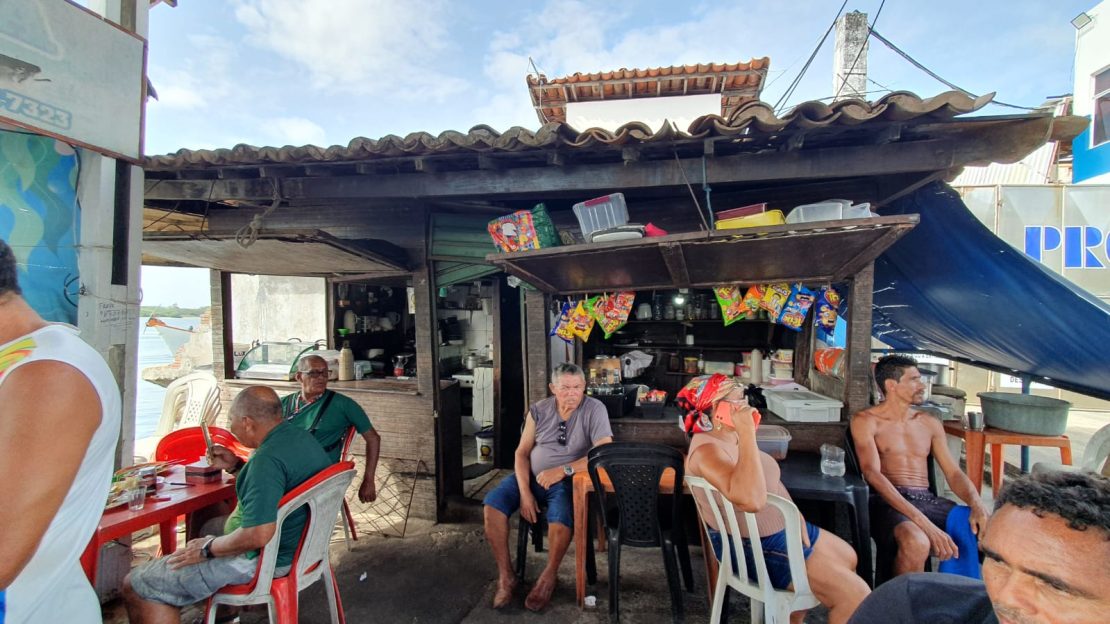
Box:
[850,355,989,577]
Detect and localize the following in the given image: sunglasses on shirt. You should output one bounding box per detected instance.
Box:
[557,421,567,446]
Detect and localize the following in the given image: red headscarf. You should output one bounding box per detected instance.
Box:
[676,374,734,434]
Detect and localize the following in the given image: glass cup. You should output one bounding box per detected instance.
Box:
[126,487,146,511]
[820,444,846,477]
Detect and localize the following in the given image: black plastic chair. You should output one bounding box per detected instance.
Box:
[588,442,693,623]
[515,495,598,585]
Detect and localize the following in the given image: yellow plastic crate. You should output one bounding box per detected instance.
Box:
[715,210,785,230]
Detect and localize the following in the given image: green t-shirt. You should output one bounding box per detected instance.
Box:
[224,421,331,568]
[280,390,372,462]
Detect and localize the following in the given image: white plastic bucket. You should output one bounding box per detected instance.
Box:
[475,429,495,464]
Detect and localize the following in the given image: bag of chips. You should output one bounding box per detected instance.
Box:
[778,285,816,331]
[714,285,748,326]
[488,210,540,253]
[815,286,841,333]
[550,301,575,344]
[593,291,636,339]
[760,282,792,317]
[742,285,766,315]
[568,298,596,342]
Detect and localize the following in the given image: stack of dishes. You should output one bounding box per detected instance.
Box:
[590,224,645,243]
[769,349,794,383]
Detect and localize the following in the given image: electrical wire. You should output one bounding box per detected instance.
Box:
[832,0,886,101]
[870,29,1039,111]
[773,0,850,113]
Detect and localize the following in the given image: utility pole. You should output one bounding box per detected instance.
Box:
[833,11,869,101]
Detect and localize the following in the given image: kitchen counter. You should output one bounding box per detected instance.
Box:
[225,376,458,396]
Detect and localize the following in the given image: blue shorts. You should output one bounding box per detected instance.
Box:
[708,522,820,590]
[483,472,574,527]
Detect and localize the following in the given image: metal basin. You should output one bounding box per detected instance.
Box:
[977,392,1071,436]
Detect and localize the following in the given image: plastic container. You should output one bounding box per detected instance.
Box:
[573,193,629,241]
[764,387,843,422]
[716,210,785,230]
[756,425,792,460]
[716,203,767,221]
[475,428,495,463]
[786,201,874,224]
[639,401,666,420]
[977,392,1072,436]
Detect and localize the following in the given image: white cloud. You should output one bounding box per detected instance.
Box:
[266,116,328,146]
[148,34,236,111]
[232,0,468,100]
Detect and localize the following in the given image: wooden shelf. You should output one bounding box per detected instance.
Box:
[608,344,757,352]
[624,319,769,324]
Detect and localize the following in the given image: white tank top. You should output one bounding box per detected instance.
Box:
[2,324,121,624]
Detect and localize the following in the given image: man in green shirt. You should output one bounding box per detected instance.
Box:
[123,386,331,623]
[282,355,381,502]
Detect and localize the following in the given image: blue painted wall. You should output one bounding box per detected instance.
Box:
[1073,122,1110,182]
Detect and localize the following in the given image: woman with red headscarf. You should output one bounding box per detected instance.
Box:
[681,374,869,624]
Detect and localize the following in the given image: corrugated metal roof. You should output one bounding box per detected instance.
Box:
[526,59,771,124]
[950,141,1060,186]
[144,90,994,171]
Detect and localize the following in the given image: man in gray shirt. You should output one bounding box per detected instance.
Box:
[483,363,612,612]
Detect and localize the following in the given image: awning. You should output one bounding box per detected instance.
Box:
[873,182,1110,400]
[486,216,918,294]
[142,229,410,277]
[430,213,499,287]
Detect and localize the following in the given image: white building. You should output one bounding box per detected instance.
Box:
[1072,1,1110,183]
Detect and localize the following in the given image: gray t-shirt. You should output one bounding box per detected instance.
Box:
[529,396,612,474]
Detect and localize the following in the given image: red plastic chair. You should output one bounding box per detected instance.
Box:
[203,461,357,624]
[154,426,251,463]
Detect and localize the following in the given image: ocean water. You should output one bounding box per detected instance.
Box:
[135,316,200,440]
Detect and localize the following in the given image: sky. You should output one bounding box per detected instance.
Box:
[138,0,1096,305]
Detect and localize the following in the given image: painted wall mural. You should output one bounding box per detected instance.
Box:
[0,128,80,324]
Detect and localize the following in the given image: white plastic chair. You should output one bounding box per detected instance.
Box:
[1033,423,1110,477]
[155,372,222,436]
[685,476,820,624]
[204,461,357,624]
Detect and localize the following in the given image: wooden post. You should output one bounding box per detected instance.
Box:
[844,263,875,417]
[523,289,551,407]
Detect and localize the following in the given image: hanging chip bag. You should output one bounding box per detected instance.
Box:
[742,284,766,314]
[815,286,841,333]
[550,301,575,344]
[760,282,793,317]
[714,285,748,326]
[568,298,596,342]
[593,291,636,339]
[778,284,816,331]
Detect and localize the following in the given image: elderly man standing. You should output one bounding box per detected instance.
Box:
[123,386,331,623]
[483,363,613,612]
[848,470,1110,624]
[221,355,381,503]
[851,354,990,577]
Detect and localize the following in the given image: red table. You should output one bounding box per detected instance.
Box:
[81,466,237,584]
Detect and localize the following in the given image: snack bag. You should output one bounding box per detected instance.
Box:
[815,286,841,333]
[530,203,561,248]
[550,301,575,344]
[760,282,792,317]
[487,210,540,253]
[592,291,636,339]
[742,284,766,314]
[778,284,816,331]
[568,298,596,342]
[714,285,748,326]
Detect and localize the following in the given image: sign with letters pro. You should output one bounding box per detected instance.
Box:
[0,0,144,160]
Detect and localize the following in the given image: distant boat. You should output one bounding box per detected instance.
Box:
[145,315,195,356]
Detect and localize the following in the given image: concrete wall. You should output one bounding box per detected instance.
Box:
[229,274,327,345]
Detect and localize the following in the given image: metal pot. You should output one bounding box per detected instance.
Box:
[465,352,481,370]
[916,361,951,386]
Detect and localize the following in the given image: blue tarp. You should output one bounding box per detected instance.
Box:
[872,182,1110,400]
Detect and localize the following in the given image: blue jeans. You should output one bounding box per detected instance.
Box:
[708,523,820,590]
[483,472,574,527]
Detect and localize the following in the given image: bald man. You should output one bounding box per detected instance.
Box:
[122,386,331,624]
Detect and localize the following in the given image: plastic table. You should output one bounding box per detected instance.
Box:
[81,466,237,584]
[943,422,1072,494]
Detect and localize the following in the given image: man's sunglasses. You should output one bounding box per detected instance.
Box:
[557,421,567,446]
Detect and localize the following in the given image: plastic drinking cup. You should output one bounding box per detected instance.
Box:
[820,444,846,477]
[126,487,146,511]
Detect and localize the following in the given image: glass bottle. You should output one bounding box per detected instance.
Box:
[697,352,705,374]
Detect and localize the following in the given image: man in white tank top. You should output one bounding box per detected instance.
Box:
[0,240,121,623]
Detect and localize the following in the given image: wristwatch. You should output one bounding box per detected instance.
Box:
[201,537,216,560]
[562,464,574,477]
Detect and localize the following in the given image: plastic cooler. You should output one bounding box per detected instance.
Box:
[785,201,873,224]
[763,387,843,422]
[573,193,629,240]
